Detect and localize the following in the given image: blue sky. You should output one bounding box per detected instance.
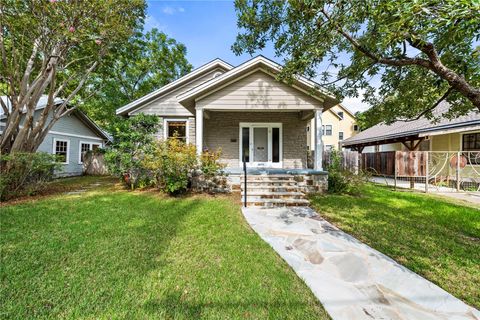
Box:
[145,0,369,112]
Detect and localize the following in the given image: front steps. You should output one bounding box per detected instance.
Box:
[240,174,309,207]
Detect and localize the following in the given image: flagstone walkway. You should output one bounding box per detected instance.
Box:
[242,206,479,320]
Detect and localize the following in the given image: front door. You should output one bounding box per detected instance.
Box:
[240,123,282,168]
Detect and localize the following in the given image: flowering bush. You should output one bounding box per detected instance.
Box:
[200,148,225,178]
[143,138,197,195]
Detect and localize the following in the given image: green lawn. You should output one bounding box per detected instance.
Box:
[310,184,480,309]
[1,177,329,319]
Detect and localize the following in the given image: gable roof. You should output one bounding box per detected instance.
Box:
[342,102,480,147]
[116,58,233,116]
[177,55,338,110]
[0,96,110,141]
[327,104,356,120]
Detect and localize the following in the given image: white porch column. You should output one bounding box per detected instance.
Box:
[195,107,203,155]
[314,108,323,170]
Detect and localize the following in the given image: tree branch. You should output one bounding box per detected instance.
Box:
[400,87,454,122]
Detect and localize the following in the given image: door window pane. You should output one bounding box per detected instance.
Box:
[272,127,280,163]
[253,127,268,162]
[242,127,250,162]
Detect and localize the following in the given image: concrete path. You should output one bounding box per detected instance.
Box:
[242,206,479,320]
[370,177,480,206]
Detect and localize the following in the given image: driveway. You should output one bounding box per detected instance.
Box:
[242,206,480,320]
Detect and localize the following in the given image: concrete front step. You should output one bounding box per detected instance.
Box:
[241,176,297,181]
[241,179,299,185]
[241,191,305,197]
[246,198,310,208]
[241,186,299,192]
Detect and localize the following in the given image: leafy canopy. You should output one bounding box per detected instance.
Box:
[0,0,146,153]
[233,0,480,124]
[81,28,192,129]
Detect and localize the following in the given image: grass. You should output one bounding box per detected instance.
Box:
[309,183,480,309]
[0,177,329,319]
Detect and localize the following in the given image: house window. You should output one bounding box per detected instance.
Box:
[79,142,102,164]
[339,131,344,141]
[54,139,69,164]
[166,120,187,142]
[322,125,332,136]
[338,111,344,120]
[462,133,480,165]
[462,133,480,151]
[353,124,359,131]
[80,143,90,163]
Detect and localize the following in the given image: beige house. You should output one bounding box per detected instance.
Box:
[306,104,359,151]
[342,102,479,154]
[116,56,338,172]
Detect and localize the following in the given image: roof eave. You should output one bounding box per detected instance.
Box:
[177,56,339,109]
[115,58,233,116]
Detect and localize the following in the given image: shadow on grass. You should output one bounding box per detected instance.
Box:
[0,189,205,319]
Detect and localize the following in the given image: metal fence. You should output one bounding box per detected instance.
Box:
[362,151,480,192]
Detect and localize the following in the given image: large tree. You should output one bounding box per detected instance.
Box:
[233,0,480,123]
[0,0,145,154]
[80,28,192,129]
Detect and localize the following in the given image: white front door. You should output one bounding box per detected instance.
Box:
[239,122,282,168]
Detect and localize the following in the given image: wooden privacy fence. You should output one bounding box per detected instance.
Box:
[83,152,109,176]
[322,150,359,173]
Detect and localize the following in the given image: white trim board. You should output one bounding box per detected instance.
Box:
[52,138,70,164]
[49,130,104,141]
[116,59,233,115]
[163,118,190,143]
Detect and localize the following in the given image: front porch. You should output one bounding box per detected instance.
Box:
[195,110,325,171]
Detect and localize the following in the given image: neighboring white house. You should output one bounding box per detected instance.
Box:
[1,96,110,176]
[116,55,339,172]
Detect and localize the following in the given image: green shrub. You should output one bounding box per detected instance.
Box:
[0,152,60,200]
[200,148,225,178]
[327,150,367,195]
[104,114,159,189]
[143,138,197,195]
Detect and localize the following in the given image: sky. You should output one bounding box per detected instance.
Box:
[145,0,370,113]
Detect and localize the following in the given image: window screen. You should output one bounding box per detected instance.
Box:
[55,140,68,163]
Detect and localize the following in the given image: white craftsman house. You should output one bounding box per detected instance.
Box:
[116,56,340,205]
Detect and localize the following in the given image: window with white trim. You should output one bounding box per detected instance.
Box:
[54,139,69,163]
[322,125,332,136]
[166,120,187,142]
[79,142,101,164]
[338,111,344,120]
[339,131,344,141]
[353,124,359,131]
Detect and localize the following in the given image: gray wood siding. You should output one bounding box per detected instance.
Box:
[196,71,322,110]
[38,132,103,177]
[49,112,99,137]
[131,68,226,116]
